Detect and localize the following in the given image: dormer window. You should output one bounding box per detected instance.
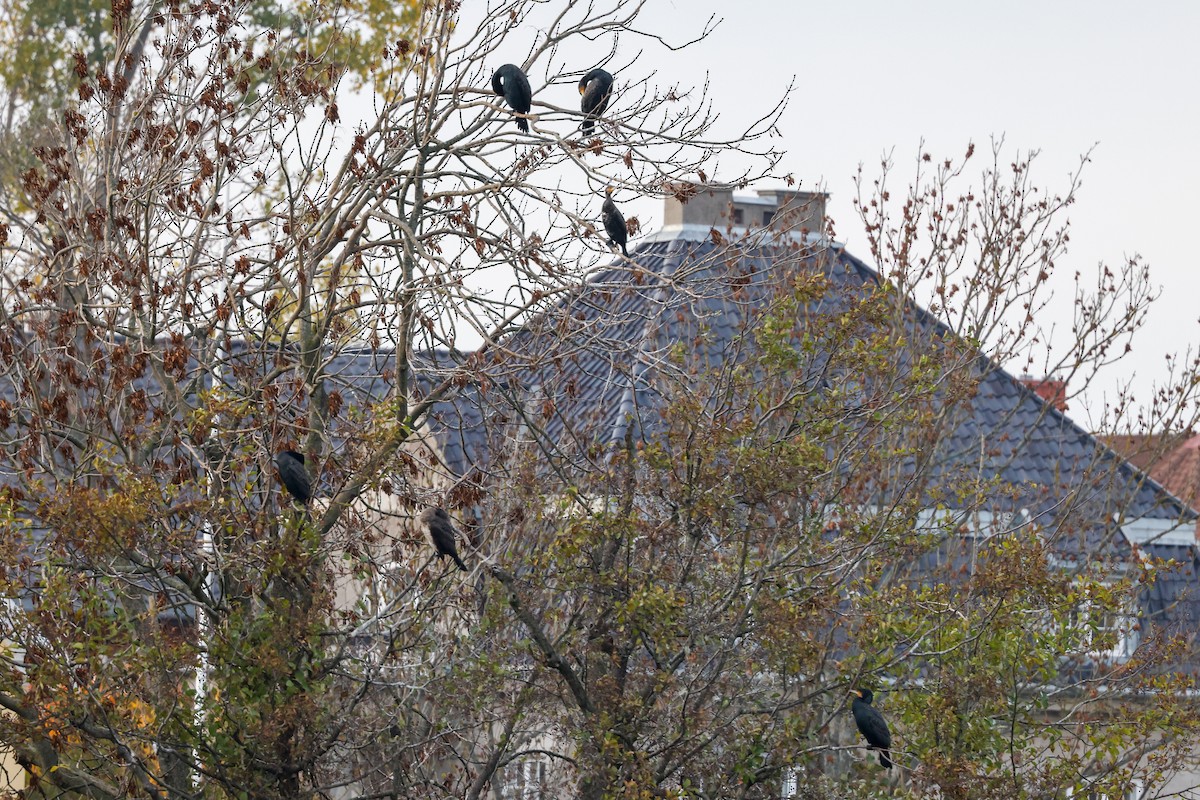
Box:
[1068,584,1140,662]
[732,208,744,225]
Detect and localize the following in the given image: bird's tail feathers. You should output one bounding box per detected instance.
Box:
[452,553,468,572]
[879,750,893,770]
[517,117,529,133]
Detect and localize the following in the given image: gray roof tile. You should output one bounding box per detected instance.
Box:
[414,231,1200,669]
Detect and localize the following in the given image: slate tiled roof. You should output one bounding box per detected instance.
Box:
[411,225,1200,669]
[426,232,1191,518]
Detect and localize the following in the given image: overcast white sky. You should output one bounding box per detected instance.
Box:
[621,0,1200,428]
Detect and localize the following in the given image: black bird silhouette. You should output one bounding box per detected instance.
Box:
[491,64,532,133]
[851,689,892,769]
[578,68,613,137]
[601,186,628,258]
[275,450,312,505]
[419,507,468,572]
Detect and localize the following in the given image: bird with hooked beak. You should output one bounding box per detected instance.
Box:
[851,688,892,769]
[275,450,312,505]
[419,507,469,572]
[578,68,613,137]
[601,185,629,258]
[491,63,532,133]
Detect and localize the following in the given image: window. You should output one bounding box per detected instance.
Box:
[762,210,774,225]
[346,560,422,666]
[907,507,1033,539]
[1069,585,1139,662]
[1,598,28,671]
[732,208,744,224]
[780,767,798,798]
[1063,780,1143,800]
[500,759,548,800]
[0,596,18,627]
[372,559,417,612]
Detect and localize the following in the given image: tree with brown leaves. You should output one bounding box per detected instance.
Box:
[0,0,786,798]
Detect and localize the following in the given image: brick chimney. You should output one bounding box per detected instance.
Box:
[663,184,826,237]
[1020,375,1068,412]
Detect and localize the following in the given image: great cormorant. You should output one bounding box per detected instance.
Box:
[491,64,532,133]
[275,450,312,505]
[601,186,629,258]
[578,68,613,137]
[419,507,468,572]
[851,689,892,770]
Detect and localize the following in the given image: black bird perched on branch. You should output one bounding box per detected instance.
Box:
[578,68,613,137]
[601,185,628,258]
[851,688,892,769]
[275,450,312,505]
[419,507,468,572]
[491,64,532,133]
